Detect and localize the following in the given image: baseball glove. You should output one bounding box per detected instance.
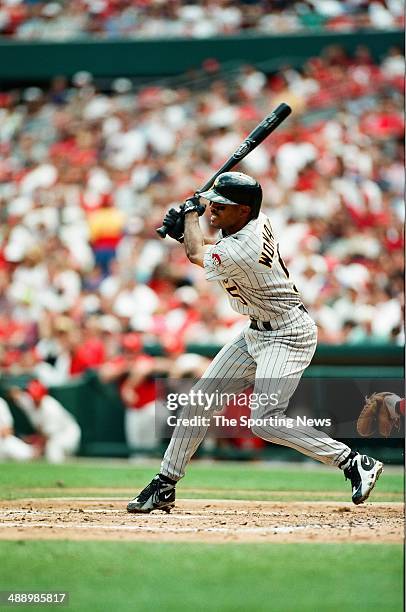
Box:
[357,392,401,438]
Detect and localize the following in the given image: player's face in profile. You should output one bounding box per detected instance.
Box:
[208,202,250,233]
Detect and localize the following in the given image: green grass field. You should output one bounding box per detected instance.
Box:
[0,459,403,501]
[0,541,403,612]
[0,460,404,612]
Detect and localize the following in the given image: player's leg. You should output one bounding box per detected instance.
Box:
[160,336,255,480]
[0,435,36,461]
[125,403,157,458]
[251,326,350,466]
[249,323,383,503]
[124,408,139,456]
[45,426,81,464]
[44,437,65,464]
[127,333,256,513]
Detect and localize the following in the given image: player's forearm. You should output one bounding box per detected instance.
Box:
[183,212,206,266]
[0,427,13,437]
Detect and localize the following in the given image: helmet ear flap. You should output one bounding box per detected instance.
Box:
[250,200,261,219]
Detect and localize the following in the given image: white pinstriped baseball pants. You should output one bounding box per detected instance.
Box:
[161,306,351,480]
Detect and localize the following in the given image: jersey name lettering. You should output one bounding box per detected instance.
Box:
[258,221,275,269]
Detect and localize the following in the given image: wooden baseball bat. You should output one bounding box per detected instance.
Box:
[156,102,291,238]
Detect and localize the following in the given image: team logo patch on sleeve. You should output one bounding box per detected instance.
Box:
[211,253,221,265]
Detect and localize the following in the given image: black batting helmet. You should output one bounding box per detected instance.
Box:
[199,172,262,219]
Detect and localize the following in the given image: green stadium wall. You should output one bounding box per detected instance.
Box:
[0,29,403,82]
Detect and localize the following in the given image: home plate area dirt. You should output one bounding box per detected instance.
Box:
[0,499,402,543]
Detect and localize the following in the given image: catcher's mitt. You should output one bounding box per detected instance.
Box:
[357,392,401,438]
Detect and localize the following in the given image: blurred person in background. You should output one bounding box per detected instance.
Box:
[86,193,126,276]
[99,332,170,457]
[9,380,81,464]
[0,396,37,461]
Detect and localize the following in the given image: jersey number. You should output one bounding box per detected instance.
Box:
[222,281,248,305]
[277,246,299,294]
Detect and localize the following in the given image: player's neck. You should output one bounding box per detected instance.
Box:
[222,218,251,236]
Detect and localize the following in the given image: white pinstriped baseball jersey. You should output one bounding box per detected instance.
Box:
[160,212,353,480]
[203,212,301,319]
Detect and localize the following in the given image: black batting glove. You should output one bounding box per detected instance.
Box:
[181,195,206,216]
[162,208,184,242]
[163,208,182,225]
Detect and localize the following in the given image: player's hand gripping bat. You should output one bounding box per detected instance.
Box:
[156,102,292,238]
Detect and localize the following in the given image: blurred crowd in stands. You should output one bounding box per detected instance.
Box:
[0,44,404,393]
[0,0,404,40]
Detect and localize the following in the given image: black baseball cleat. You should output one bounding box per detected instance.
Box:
[344,454,383,505]
[127,475,176,513]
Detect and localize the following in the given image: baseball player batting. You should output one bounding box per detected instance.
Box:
[127,172,383,513]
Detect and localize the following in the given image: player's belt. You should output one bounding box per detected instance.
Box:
[250,304,308,331]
